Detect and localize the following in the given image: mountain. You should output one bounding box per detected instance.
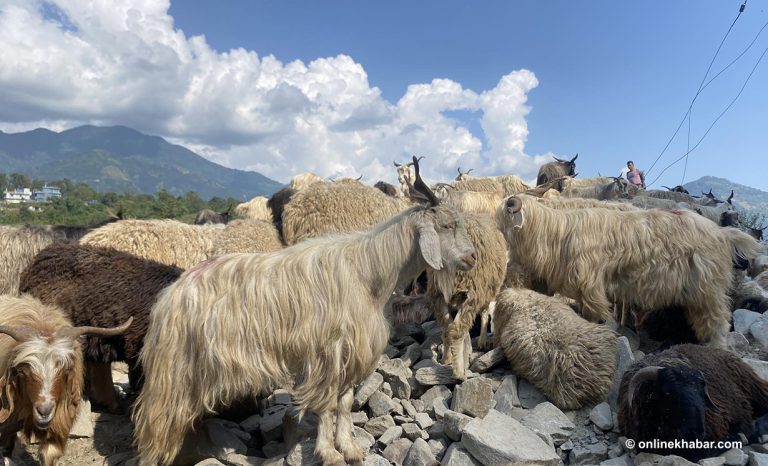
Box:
[683,176,768,212]
[0,125,283,200]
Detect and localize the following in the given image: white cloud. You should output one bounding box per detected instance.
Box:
[0,0,554,185]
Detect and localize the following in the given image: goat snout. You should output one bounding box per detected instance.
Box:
[460,252,477,270]
[34,401,54,427]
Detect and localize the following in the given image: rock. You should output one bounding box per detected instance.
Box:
[444,410,474,442]
[401,399,418,417]
[378,359,413,400]
[461,410,559,466]
[520,402,575,447]
[368,391,400,417]
[431,397,450,419]
[451,377,495,418]
[442,443,483,466]
[377,425,403,447]
[600,454,633,465]
[403,438,438,466]
[468,347,506,373]
[219,455,266,466]
[721,448,749,465]
[699,457,726,466]
[657,455,698,466]
[261,456,286,466]
[363,454,391,466]
[259,389,292,411]
[381,381,394,397]
[745,359,768,383]
[428,422,445,440]
[415,364,461,386]
[750,451,768,466]
[414,358,437,371]
[351,411,369,426]
[261,442,286,458]
[751,318,768,351]
[175,418,248,465]
[393,414,413,424]
[734,309,763,335]
[194,460,226,466]
[258,405,289,443]
[569,442,609,466]
[518,378,547,409]
[69,400,94,438]
[728,332,751,355]
[285,438,320,466]
[402,423,428,441]
[400,343,423,368]
[414,412,434,430]
[420,385,452,409]
[590,402,614,431]
[382,438,414,465]
[364,415,396,438]
[353,426,376,453]
[353,372,384,410]
[608,336,636,409]
[428,438,448,459]
[635,452,664,464]
[493,374,521,416]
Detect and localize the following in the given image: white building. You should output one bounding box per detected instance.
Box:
[3,188,32,203]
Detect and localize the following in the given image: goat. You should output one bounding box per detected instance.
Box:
[393,158,420,197]
[536,153,577,186]
[234,196,272,221]
[662,185,690,194]
[0,294,131,466]
[131,156,477,466]
[374,181,399,197]
[497,194,762,348]
[18,243,182,412]
[442,190,505,216]
[746,224,767,242]
[290,172,325,191]
[618,344,768,461]
[493,288,617,410]
[194,207,232,225]
[426,213,507,379]
[455,168,531,197]
[562,177,634,201]
[266,186,295,239]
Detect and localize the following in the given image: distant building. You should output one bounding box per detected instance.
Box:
[3,187,32,203]
[32,184,62,202]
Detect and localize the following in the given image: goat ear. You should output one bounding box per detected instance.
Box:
[703,385,719,412]
[417,217,443,270]
[0,375,15,423]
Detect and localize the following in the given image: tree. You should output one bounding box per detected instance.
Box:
[9,173,30,189]
[0,173,8,193]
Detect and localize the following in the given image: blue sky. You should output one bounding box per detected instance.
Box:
[1,0,766,191]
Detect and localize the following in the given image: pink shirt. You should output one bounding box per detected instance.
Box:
[627,169,644,187]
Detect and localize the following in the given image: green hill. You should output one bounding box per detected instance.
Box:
[0,125,283,200]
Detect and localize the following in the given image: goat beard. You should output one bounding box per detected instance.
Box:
[0,375,15,423]
[433,263,458,304]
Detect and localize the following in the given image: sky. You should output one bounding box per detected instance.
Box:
[0,0,766,191]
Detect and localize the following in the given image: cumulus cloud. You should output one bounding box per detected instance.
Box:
[0,0,553,185]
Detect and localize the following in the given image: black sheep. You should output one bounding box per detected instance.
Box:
[18,243,181,412]
[618,344,768,461]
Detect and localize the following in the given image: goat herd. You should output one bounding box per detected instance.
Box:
[1,155,768,466]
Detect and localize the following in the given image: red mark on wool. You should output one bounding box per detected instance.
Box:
[187,257,220,282]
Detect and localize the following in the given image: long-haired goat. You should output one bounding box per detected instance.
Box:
[194,207,232,225]
[131,157,477,466]
[618,344,768,460]
[234,195,272,221]
[0,295,131,466]
[493,288,617,410]
[497,194,762,348]
[536,153,577,186]
[394,159,418,197]
[18,243,182,412]
[426,213,507,379]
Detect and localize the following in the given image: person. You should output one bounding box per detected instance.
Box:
[623,160,645,189]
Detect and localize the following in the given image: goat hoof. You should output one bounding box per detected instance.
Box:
[341,444,365,464]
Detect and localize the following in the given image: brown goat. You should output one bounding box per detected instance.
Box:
[0,295,131,466]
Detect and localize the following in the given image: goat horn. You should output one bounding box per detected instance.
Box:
[394,161,402,168]
[356,174,363,181]
[553,156,565,162]
[0,326,39,343]
[56,317,134,341]
[570,153,578,163]
[627,366,662,409]
[506,197,522,214]
[457,167,463,175]
[411,156,439,206]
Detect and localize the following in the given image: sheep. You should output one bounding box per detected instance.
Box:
[493,288,617,410]
[81,219,224,269]
[496,194,762,348]
[0,211,122,296]
[442,190,505,216]
[131,156,477,466]
[426,213,507,379]
[617,344,768,460]
[210,219,283,255]
[536,153,577,186]
[290,172,325,191]
[374,180,399,197]
[194,207,232,225]
[281,181,410,246]
[234,196,272,221]
[18,243,183,413]
[0,294,131,466]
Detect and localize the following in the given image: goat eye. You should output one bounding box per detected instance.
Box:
[442,224,455,230]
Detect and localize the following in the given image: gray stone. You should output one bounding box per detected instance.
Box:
[285,438,320,466]
[411,399,426,413]
[351,411,369,426]
[721,448,749,465]
[617,325,641,351]
[363,454,391,466]
[414,412,434,430]
[442,443,483,466]
[461,410,559,466]
[635,452,664,464]
[451,377,495,418]
[609,336,636,409]
[383,438,414,465]
[381,381,394,397]
[600,454,633,466]
[364,415,396,438]
[353,371,384,410]
[657,455,698,466]
[468,347,506,373]
[444,410,473,442]
[239,413,262,434]
[259,389,292,411]
[218,455,266,466]
[261,456,286,466]
[404,438,438,466]
[518,378,547,409]
[560,439,574,451]
[377,425,403,447]
[428,438,448,460]
[520,402,575,447]
[393,414,413,424]
[699,457,727,466]
[384,345,400,358]
[728,332,751,355]
[750,451,768,466]
[746,359,768,383]
[261,442,286,458]
[428,422,445,440]
[734,309,763,335]
[400,343,423,368]
[420,385,452,409]
[432,397,450,419]
[176,418,249,466]
[259,405,289,443]
[590,402,614,431]
[69,400,94,438]
[368,391,399,417]
[194,460,226,466]
[402,422,428,441]
[569,442,609,466]
[415,365,462,386]
[401,399,418,417]
[353,426,376,453]
[414,358,437,371]
[751,318,768,351]
[493,374,521,416]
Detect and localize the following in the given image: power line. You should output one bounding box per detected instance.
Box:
[647,42,768,187]
[645,1,748,179]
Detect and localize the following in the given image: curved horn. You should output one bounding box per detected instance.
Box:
[506,197,523,214]
[627,366,662,409]
[457,167,463,175]
[0,326,39,343]
[727,190,734,203]
[393,161,402,168]
[553,156,565,163]
[356,174,363,181]
[55,317,134,341]
[467,168,474,175]
[662,185,672,191]
[411,156,439,206]
[407,156,423,168]
[570,153,578,163]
